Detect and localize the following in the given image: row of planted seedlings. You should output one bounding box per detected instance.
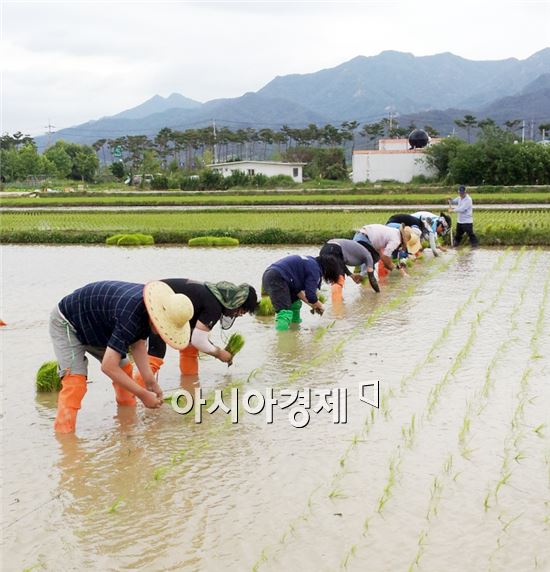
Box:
[399,249,542,571]
[251,252,477,570]
[253,248,514,570]
[481,267,550,570]
[105,251,450,529]
[334,251,524,568]
[286,248,520,570]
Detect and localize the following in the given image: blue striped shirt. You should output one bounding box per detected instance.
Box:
[59,281,151,356]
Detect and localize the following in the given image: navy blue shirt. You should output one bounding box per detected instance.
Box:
[268,255,321,303]
[58,281,151,357]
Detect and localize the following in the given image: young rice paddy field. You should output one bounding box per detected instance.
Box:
[1,187,550,571]
[1,208,550,245]
[1,244,549,572]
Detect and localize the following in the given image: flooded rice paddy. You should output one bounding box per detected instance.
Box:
[2,245,549,571]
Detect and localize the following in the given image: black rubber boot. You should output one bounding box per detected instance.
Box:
[367,271,380,293]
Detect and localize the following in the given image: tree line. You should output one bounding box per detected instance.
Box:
[1,114,549,185]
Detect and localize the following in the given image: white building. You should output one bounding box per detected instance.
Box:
[209,161,305,183]
[352,138,441,183]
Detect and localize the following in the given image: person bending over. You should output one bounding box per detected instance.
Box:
[261,254,341,331]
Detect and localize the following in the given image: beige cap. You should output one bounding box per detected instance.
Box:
[143,281,194,349]
[400,225,422,255]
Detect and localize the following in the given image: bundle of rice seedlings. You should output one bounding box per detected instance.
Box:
[225,333,245,356]
[117,235,142,246]
[317,291,327,304]
[188,236,239,247]
[133,233,155,245]
[256,295,275,316]
[106,233,154,246]
[36,360,61,392]
[106,234,124,245]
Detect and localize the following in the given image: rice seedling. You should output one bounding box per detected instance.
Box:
[458,415,471,446]
[494,471,512,497]
[152,466,169,481]
[170,450,187,465]
[407,529,428,572]
[426,477,443,520]
[376,456,400,513]
[443,454,453,475]
[107,497,125,513]
[251,549,268,572]
[35,360,61,392]
[246,367,262,383]
[362,516,371,534]
[188,236,239,246]
[341,545,357,569]
[499,512,523,533]
[483,491,491,512]
[225,332,245,356]
[402,414,417,449]
[533,424,546,437]
[513,451,526,463]
[256,295,275,316]
[312,320,335,342]
[380,390,391,420]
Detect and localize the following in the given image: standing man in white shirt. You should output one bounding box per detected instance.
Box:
[448,185,479,247]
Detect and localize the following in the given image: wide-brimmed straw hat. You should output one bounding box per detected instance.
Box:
[400,225,422,255]
[143,281,194,349]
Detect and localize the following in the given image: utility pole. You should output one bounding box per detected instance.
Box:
[44,119,55,148]
[212,119,218,164]
[521,120,525,143]
[529,119,535,141]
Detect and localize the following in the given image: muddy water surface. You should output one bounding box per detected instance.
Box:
[2,245,549,571]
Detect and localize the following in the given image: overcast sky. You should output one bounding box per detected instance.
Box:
[2,0,549,136]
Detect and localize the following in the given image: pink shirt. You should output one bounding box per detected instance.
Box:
[359,224,402,256]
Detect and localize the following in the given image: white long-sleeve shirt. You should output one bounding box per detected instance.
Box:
[359,224,401,257]
[450,194,474,223]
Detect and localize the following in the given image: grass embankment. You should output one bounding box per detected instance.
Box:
[1,188,549,207]
[2,209,549,245]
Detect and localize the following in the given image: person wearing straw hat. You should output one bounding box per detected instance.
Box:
[385,213,444,257]
[49,280,193,433]
[353,223,421,280]
[135,279,258,378]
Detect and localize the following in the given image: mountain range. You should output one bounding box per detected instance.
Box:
[35,49,550,150]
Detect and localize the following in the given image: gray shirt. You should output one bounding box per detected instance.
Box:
[328,238,372,266]
[450,194,474,223]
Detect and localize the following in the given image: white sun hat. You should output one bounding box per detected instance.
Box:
[143,281,194,349]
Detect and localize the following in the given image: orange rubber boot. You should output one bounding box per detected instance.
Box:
[113,362,137,406]
[133,355,164,389]
[331,274,345,302]
[179,345,199,375]
[54,374,87,433]
[377,261,389,279]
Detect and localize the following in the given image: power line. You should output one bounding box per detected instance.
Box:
[44,119,56,148]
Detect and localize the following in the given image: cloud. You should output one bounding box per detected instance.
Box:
[2,0,549,135]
